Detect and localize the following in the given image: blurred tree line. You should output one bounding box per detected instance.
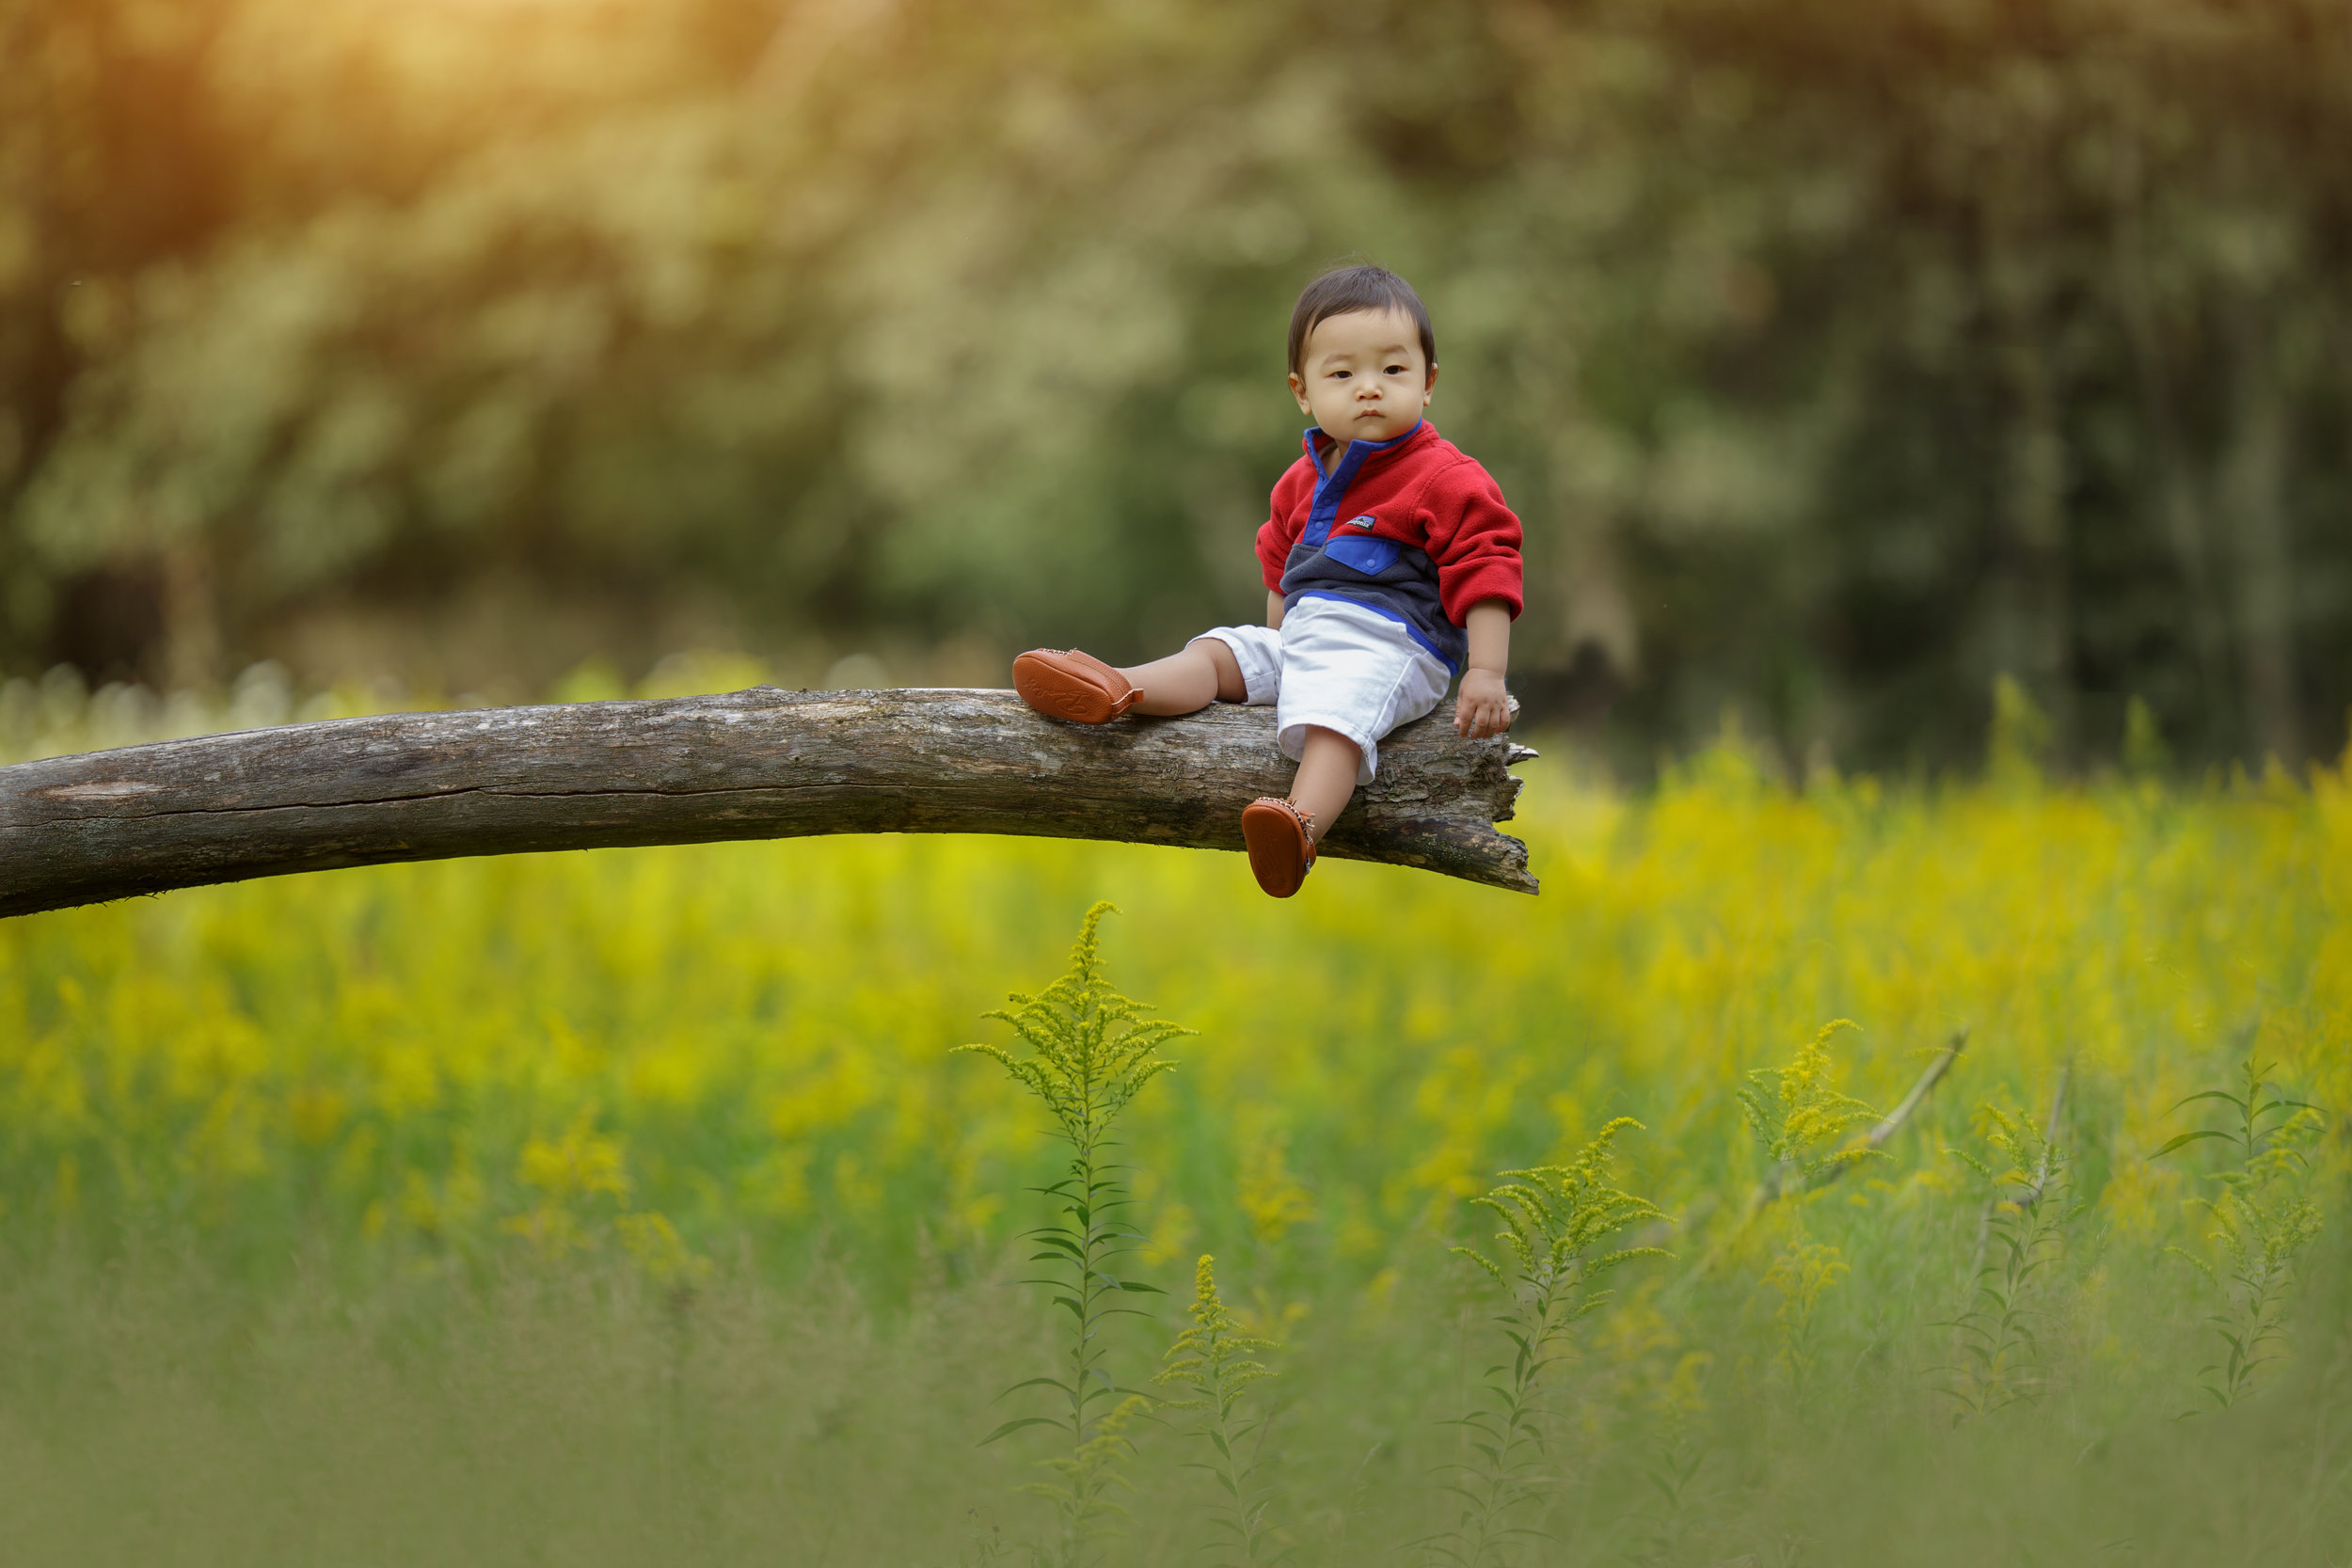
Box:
[3,0,2347,772]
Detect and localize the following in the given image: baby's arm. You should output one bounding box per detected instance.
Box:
[1267,590,1285,630]
[1454,600,1512,738]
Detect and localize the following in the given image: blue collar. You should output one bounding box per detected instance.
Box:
[1302,420,1423,545]
[1304,419,1424,467]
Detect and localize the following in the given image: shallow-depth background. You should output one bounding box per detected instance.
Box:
[6,0,2352,773]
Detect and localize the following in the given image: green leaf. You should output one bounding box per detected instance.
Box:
[996,1374,1075,1399]
[2151,1130,2233,1158]
[979,1417,1063,1447]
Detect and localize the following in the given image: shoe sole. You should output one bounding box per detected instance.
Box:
[1013,652,1121,724]
[1240,800,1311,898]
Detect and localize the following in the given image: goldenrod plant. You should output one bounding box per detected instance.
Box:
[1436,1119,1670,1568]
[1155,1255,1286,1567]
[1760,1230,1848,1405]
[2154,1059,2329,1414]
[1680,1021,1890,1290]
[1737,1021,1884,1196]
[957,903,1188,1564]
[1937,1100,2079,1420]
[501,1110,632,1260]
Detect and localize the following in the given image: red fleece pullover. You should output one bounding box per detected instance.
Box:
[1253,420,1524,671]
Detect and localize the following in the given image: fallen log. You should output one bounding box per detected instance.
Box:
[0,687,1537,919]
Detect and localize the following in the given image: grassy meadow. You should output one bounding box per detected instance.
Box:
[3,713,2349,1565]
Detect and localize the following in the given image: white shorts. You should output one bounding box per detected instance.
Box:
[1193,595,1454,784]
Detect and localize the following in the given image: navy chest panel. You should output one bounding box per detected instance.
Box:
[1282,522,1433,590]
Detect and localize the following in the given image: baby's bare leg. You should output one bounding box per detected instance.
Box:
[1120,640,1247,716]
[1288,726,1361,845]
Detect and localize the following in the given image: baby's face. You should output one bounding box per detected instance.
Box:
[1289,308,1435,449]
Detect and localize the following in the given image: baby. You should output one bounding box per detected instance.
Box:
[1011,264,1524,897]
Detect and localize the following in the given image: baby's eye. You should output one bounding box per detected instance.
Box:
[1329,370,1351,380]
[1385,363,1410,375]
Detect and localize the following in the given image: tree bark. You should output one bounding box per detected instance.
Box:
[2109,121,2229,737]
[0,687,1539,919]
[2224,305,2301,766]
[1985,211,2077,759]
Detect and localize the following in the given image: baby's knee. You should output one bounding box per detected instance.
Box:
[1200,639,1248,704]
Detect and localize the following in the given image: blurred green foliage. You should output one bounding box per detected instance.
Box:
[4,0,2349,769]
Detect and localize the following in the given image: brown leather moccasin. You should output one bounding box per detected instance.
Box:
[1240,797,1317,898]
[1012,648,1141,724]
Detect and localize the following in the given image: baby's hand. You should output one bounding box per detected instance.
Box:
[1454,669,1512,739]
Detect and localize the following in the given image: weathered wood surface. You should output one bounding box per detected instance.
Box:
[0,687,1537,918]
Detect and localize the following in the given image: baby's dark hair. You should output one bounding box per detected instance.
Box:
[1287,264,1437,377]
